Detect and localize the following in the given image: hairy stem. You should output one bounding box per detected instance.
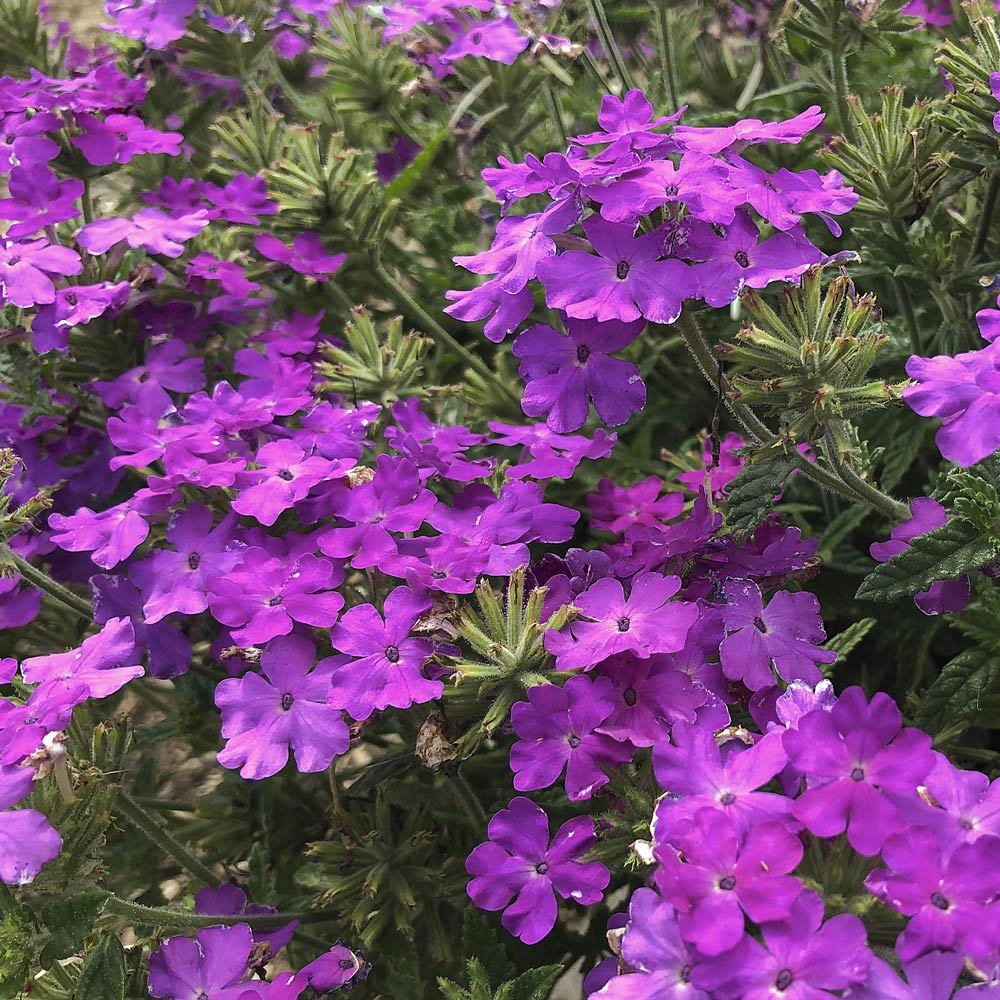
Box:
[114,788,221,888]
[822,428,909,521]
[101,893,342,930]
[1,546,92,620]
[653,3,681,111]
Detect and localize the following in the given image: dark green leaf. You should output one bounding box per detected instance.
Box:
[725,455,796,542]
[915,647,1000,732]
[856,518,996,603]
[462,908,513,989]
[39,891,106,964]
[75,934,125,1000]
[823,617,876,665]
[494,965,563,1000]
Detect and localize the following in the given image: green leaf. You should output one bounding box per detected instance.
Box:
[724,455,796,542]
[462,908,514,989]
[915,647,1000,733]
[39,891,107,964]
[438,976,473,1000]
[494,965,563,1000]
[856,518,996,603]
[75,934,125,1000]
[823,617,876,666]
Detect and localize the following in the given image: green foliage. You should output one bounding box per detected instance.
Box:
[438,961,563,1000]
[724,453,796,541]
[75,935,126,1000]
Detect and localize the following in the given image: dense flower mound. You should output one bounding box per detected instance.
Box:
[3,0,1000,997]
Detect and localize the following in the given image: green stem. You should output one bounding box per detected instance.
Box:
[585,0,635,92]
[2,546,92,620]
[101,893,342,930]
[967,171,1000,266]
[114,788,221,888]
[374,263,520,409]
[653,3,681,111]
[81,180,95,225]
[827,3,858,144]
[822,429,909,521]
[892,277,921,355]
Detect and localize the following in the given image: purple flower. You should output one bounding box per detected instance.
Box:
[232,440,351,527]
[510,674,633,800]
[375,136,422,183]
[653,724,791,835]
[325,587,441,721]
[207,547,345,646]
[0,764,62,884]
[903,342,1000,467]
[147,924,257,1000]
[866,827,1000,964]
[316,455,436,567]
[571,89,683,158]
[255,233,345,280]
[870,498,970,615]
[544,572,699,672]
[78,208,210,258]
[71,113,182,164]
[134,506,243,623]
[443,277,534,343]
[105,0,198,49]
[0,237,82,308]
[718,580,836,691]
[685,211,821,307]
[692,890,870,1000]
[441,16,529,64]
[513,315,646,432]
[783,686,934,855]
[466,796,610,944]
[491,422,616,480]
[194,885,298,955]
[915,755,1000,849]
[588,476,684,535]
[91,340,206,417]
[202,174,278,225]
[536,216,692,325]
[596,651,706,746]
[20,616,144,703]
[593,888,706,1000]
[673,105,825,155]
[299,945,365,992]
[91,574,190,680]
[0,165,83,238]
[215,635,350,779]
[851,951,965,1000]
[654,807,803,955]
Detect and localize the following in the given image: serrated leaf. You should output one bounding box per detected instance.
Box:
[75,935,125,1000]
[438,976,473,1000]
[725,455,796,542]
[915,647,1000,733]
[823,617,876,668]
[856,518,996,603]
[39,891,106,964]
[494,964,563,1000]
[462,908,514,989]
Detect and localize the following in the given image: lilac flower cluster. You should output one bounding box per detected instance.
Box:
[447,90,856,431]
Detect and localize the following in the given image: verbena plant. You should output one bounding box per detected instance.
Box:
[3,0,1000,997]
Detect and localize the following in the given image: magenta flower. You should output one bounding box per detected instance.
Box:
[692,891,870,1000]
[513,315,646,432]
[202,174,278,225]
[866,826,1000,964]
[442,16,529,64]
[134,506,243,623]
[90,339,206,417]
[571,89,683,158]
[653,724,791,835]
[466,797,610,945]
[0,765,62,885]
[0,237,82,308]
[194,885,298,954]
[870,498,970,615]
[148,924,258,1000]
[105,0,198,49]
[0,165,83,238]
[215,635,349,779]
[71,112,182,165]
[232,440,351,527]
[20,616,144,703]
[255,232,345,280]
[783,686,935,855]
[654,807,803,955]
[443,276,534,343]
[207,547,345,646]
[673,105,825,155]
[902,342,1000,467]
[596,652,706,747]
[592,888,705,1000]
[851,951,964,1000]
[588,476,684,535]
[325,587,441,721]
[916,754,1000,849]
[510,675,633,800]
[544,571,698,672]
[718,580,836,691]
[536,216,692,325]
[78,208,210,258]
[316,455,436,568]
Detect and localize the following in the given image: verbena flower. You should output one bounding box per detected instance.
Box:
[466,796,609,944]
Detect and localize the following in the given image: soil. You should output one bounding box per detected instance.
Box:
[47,0,105,41]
